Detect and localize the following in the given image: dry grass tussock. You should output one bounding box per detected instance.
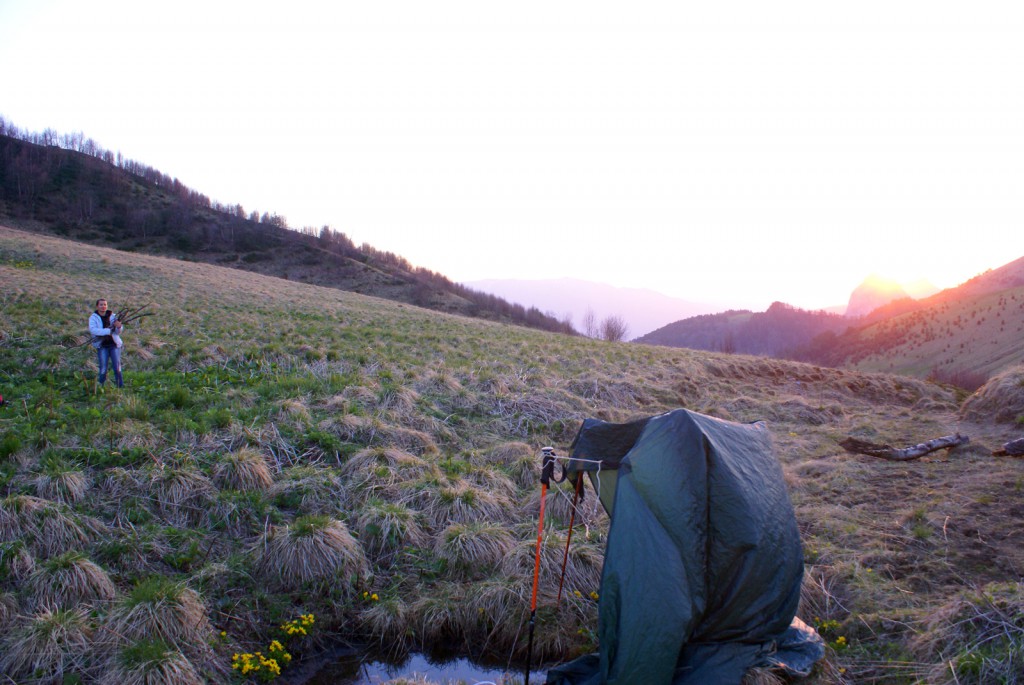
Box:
[343,446,433,505]
[408,582,465,647]
[960,363,1024,424]
[375,383,422,416]
[277,397,312,424]
[485,441,535,467]
[0,605,92,682]
[224,421,310,469]
[0,541,35,582]
[484,387,590,439]
[148,464,215,526]
[464,466,519,500]
[508,453,541,489]
[0,494,92,556]
[268,465,347,514]
[0,591,18,627]
[108,577,212,650]
[108,418,162,451]
[434,521,516,575]
[415,367,465,395]
[798,564,850,627]
[35,457,90,504]
[323,414,440,455]
[344,446,430,481]
[255,515,369,591]
[410,478,514,531]
[99,466,144,499]
[911,582,1024,685]
[360,597,412,656]
[213,447,274,491]
[465,576,534,646]
[354,499,428,559]
[28,551,117,608]
[502,534,604,597]
[99,640,205,685]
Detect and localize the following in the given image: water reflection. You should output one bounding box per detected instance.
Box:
[296,649,544,684]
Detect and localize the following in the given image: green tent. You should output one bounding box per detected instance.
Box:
[545,409,823,685]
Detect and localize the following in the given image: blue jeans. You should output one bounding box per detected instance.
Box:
[97,345,123,387]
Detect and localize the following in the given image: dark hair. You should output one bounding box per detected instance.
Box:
[96,299,107,307]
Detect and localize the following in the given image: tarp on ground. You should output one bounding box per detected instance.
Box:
[545,409,823,685]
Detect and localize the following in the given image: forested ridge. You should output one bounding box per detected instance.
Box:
[0,118,575,334]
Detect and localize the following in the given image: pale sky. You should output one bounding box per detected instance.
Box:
[1,1,1022,311]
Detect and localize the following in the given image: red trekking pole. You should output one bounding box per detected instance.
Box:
[525,447,556,685]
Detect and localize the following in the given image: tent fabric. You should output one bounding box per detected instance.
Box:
[545,409,823,685]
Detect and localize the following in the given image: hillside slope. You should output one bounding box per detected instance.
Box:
[0,132,572,334]
[801,256,1024,384]
[639,256,1024,387]
[636,302,851,357]
[1,226,1022,684]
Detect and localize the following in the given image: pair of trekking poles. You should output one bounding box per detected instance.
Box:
[525,447,585,685]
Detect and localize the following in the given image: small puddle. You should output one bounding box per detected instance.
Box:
[288,647,546,684]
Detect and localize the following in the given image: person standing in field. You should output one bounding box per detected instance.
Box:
[88,298,124,388]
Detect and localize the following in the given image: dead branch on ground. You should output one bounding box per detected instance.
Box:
[839,434,969,461]
[993,438,1024,457]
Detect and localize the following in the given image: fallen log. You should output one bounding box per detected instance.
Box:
[993,438,1024,457]
[839,433,970,461]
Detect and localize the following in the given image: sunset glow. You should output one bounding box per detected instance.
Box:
[1,1,1020,311]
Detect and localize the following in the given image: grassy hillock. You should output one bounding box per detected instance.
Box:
[2,224,1023,684]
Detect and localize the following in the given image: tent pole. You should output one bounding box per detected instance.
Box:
[556,472,583,607]
[526,447,556,685]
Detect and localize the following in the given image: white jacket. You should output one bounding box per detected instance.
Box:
[88,312,123,349]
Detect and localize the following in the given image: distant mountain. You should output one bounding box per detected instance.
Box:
[634,256,1024,387]
[0,131,573,334]
[845,274,910,317]
[636,302,852,357]
[462,278,718,339]
[804,256,1024,385]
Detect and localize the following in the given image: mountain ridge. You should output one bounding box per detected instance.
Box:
[637,256,1024,387]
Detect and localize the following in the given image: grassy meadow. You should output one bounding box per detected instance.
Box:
[1,224,1023,684]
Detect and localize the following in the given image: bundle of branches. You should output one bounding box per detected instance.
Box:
[72,304,153,348]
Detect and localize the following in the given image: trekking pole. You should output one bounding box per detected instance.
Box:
[556,471,584,607]
[526,447,556,685]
